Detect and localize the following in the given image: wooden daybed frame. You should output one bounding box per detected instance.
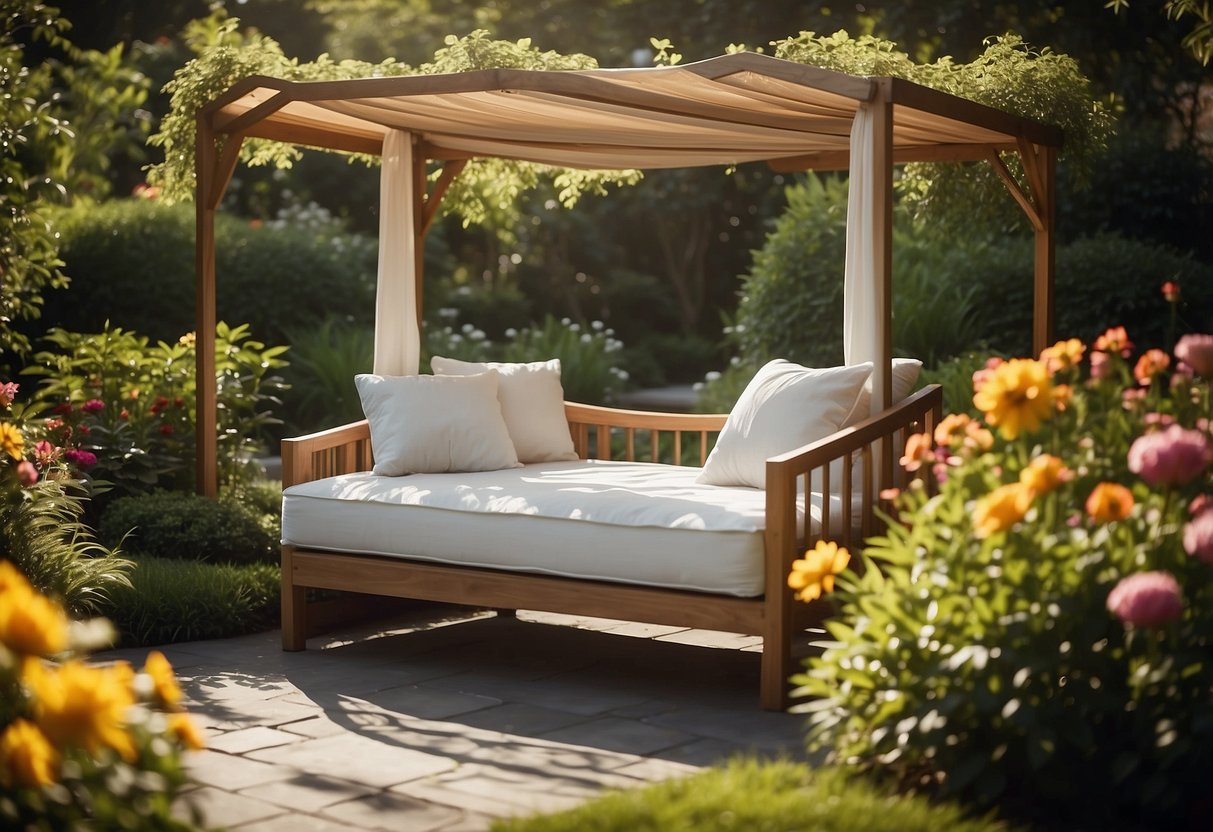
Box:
[281,386,942,710]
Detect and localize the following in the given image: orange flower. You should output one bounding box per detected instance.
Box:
[788,540,850,603]
[1094,326,1133,357]
[142,651,183,709]
[900,432,934,472]
[1086,482,1135,523]
[166,713,206,751]
[0,719,60,788]
[1134,349,1170,386]
[0,561,68,657]
[1053,384,1073,411]
[933,413,993,453]
[1019,454,1071,495]
[27,660,137,761]
[934,413,973,447]
[973,358,1055,440]
[974,482,1033,538]
[1040,338,1085,374]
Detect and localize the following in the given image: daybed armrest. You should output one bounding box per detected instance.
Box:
[564,402,728,465]
[764,382,943,555]
[281,420,372,488]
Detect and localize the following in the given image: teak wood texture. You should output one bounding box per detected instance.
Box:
[280,385,944,710]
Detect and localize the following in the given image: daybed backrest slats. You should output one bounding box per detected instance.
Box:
[650,430,659,462]
[564,402,727,467]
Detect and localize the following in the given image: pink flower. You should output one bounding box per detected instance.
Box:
[0,382,17,407]
[1190,494,1211,516]
[81,399,105,414]
[1121,388,1146,409]
[1127,425,1212,486]
[1184,511,1213,564]
[63,449,97,469]
[1175,333,1213,378]
[15,460,38,486]
[971,357,1004,391]
[33,440,60,467]
[1090,350,1111,381]
[1107,571,1183,628]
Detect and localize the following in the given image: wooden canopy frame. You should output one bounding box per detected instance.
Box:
[194,51,1062,495]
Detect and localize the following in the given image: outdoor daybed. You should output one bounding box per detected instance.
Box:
[192,51,1060,709]
[280,358,941,710]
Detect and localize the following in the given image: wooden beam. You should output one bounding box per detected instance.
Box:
[987,149,1044,232]
[420,159,467,237]
[768,141,1017,172]
[888,77,1063,149]
[195,117,219,497]
[1032,144,1057,354]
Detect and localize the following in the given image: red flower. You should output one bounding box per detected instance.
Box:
[81,399,105,414]
[159,424,174,436]
[119,409,129,421]
[1162,280,1180,302]
[52,403,73,415]
[63,448,98,468]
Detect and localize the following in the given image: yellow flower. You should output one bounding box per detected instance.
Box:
[1039,338,1085,374]
[166,713,206,751]
[1086,482,1134,524]
[974,482,1032,538]
[972,358,1055,440]
[0,562,68,657]
[0,422,24,460]
[27,660,137,761]
[142,651,183,709]
[0,719,60,788]
[788,540,850,603]
[1019,454,1071,496]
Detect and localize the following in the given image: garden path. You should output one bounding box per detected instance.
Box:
[99,605,816,831]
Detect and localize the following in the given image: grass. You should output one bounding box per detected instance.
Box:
[105,556,280,647]
[492,759,1013,832]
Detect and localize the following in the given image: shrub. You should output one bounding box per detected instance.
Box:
[106,557,280,647]
[491,758,1011,832]
[100,491,277,565]
[279,320,374,434]
[0,561,206,830]
[25,321,288,496]
[969,233,1213,356]
[794,329,1213,830]
[42,198,377,345]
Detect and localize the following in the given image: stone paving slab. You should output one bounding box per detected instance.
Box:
[103,605,814,831]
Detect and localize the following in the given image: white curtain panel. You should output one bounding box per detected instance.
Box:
[842,102,887,415]
[373,129,421,376]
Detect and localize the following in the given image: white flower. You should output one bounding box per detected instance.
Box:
[580,333,592,344]
[591,320,605,331]
[438,307,458,319]
[705,371,722,382]
[505,328,518,338]
[461,323,474,333]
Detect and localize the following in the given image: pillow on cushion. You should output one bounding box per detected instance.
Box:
[431,356,578,463]
[842,357,924,426]
[354,372,521,476]
[696,359,874,490]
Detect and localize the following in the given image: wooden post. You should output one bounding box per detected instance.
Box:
[761,465,797,710]
[1032,145,1057,355]
[872,81,895,492]
[195,119,218,497]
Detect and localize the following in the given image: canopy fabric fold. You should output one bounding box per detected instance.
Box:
[373,129,419,376]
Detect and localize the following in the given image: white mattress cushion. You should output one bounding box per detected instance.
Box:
[282,460,850,597]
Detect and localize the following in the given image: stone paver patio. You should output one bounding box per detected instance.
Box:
[99,604,819,831]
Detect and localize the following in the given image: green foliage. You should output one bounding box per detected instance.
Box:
[281,320,374,432]
[0,1,72,359]
[44,198,378,346]
[796,340,1213,830]
[969,233,1213,356]
[147,21,639,231]
[774,31,1114,233]
[500,316,628,405]
[25,321,288,495]
[106,556,280,647]
[734,175,849,368]
[491,758,1011,832]
[100,491,277,565]
[693,361,756,413]
[1110,0,1213,65]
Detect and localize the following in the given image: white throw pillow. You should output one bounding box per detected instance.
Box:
[431,356,579,463]
[354,372,521,476]
[843,358,924,426]
[696,359,874,490]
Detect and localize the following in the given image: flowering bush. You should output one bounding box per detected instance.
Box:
[792,325,1213,830]
[25,321,287,495]
[0,561,205,829]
